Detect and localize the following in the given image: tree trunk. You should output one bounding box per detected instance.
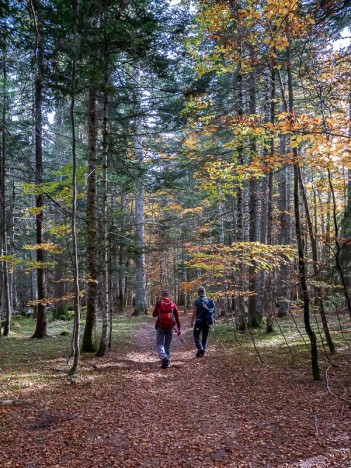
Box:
[97,78,110,357]
[235,65,246,331]
[53,106,66,319]
[328,169,351,315]
[218,185,225,244]
[68,20,81,375]
[108,233,113,348]
[247,49,260,328]
[277,132,291,317]
[117,192,127,312]
[298,170,335,354]
[340,84,351,272]
[1,50,11,336]
[287,42,320,381]
[133,66,147,315]
[82,88,98,352]
[31,0,46,339]
[264,66,275,332]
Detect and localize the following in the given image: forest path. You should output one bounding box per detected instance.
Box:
[1,313,351,467]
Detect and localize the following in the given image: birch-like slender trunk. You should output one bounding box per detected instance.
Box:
[318,76,351,315]
[133,66,147,315]
[287,42,320,380]
[298,171,335,353]
[328,169,351,315]
[68,9,81,375]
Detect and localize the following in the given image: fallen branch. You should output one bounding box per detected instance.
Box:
[0,399,31,406]
[314,415,319,436]
[52,367,68,373]
[80,363,102,372]
[325,365,351,406]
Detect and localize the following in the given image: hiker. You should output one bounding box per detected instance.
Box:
[190,286,215,358]
[152,289,181,369]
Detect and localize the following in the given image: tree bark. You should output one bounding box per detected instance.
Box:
[82,88,98,351]
[298,170,335,354]
[133,66,147,315]
[31,0,46,339]
[287,42,320,380]
[277,136,291,317]
[53,106,66,319]
[68,12,81,375]
[1,50,11,336]
[328,169,351,316]
[247,48,260,328]
[117,192,128,312]
[235,64,246,331]
[97,75,110,357]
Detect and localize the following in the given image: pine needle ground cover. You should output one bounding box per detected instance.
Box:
[0,312,350,467]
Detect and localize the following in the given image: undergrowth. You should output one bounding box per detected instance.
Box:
[1,309,350,396]
[0,313,152,397]
[211,311,351,375]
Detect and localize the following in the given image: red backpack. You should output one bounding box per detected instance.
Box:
[157,299,175,329]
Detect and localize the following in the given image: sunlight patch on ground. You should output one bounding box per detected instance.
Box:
[0,372,57,399]
[129,371,158,384]
[125,351,157,363]
[293,454,329,467]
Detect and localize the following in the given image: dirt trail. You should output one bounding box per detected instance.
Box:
[1,314,351,467]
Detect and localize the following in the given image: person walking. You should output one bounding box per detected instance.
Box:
[152,289,181,369]
[191,286,215,358]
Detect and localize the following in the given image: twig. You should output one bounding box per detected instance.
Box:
[274,314,295,364]
[288,308,309,349]
[325,365,351,406]
[247,327,264,365]
[334,302,351,348]
[80,363,103,372]
[66,374,77,385]
[52,367,68,373]
[231,313,241,345]
[314,415,319,436]
[312,306,333,364]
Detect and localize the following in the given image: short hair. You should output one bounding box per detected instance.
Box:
[197,287,205,296]
[162,289,171,296]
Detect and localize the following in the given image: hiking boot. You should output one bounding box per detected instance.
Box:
[196,349,203,358]
[199,349,205,357]
[161,357,170,369]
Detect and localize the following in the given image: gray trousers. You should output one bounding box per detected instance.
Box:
[156,328,173,360]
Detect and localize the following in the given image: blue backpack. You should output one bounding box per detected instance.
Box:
[200,297,216,325]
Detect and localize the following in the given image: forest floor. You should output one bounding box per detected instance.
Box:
[0,312,351,467]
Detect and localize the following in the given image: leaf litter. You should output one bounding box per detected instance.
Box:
[0,314,350,467]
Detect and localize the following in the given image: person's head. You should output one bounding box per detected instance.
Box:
[197,287,205,297]
[162,289,171,298]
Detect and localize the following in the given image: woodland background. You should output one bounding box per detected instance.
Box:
[0,0,351,380]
